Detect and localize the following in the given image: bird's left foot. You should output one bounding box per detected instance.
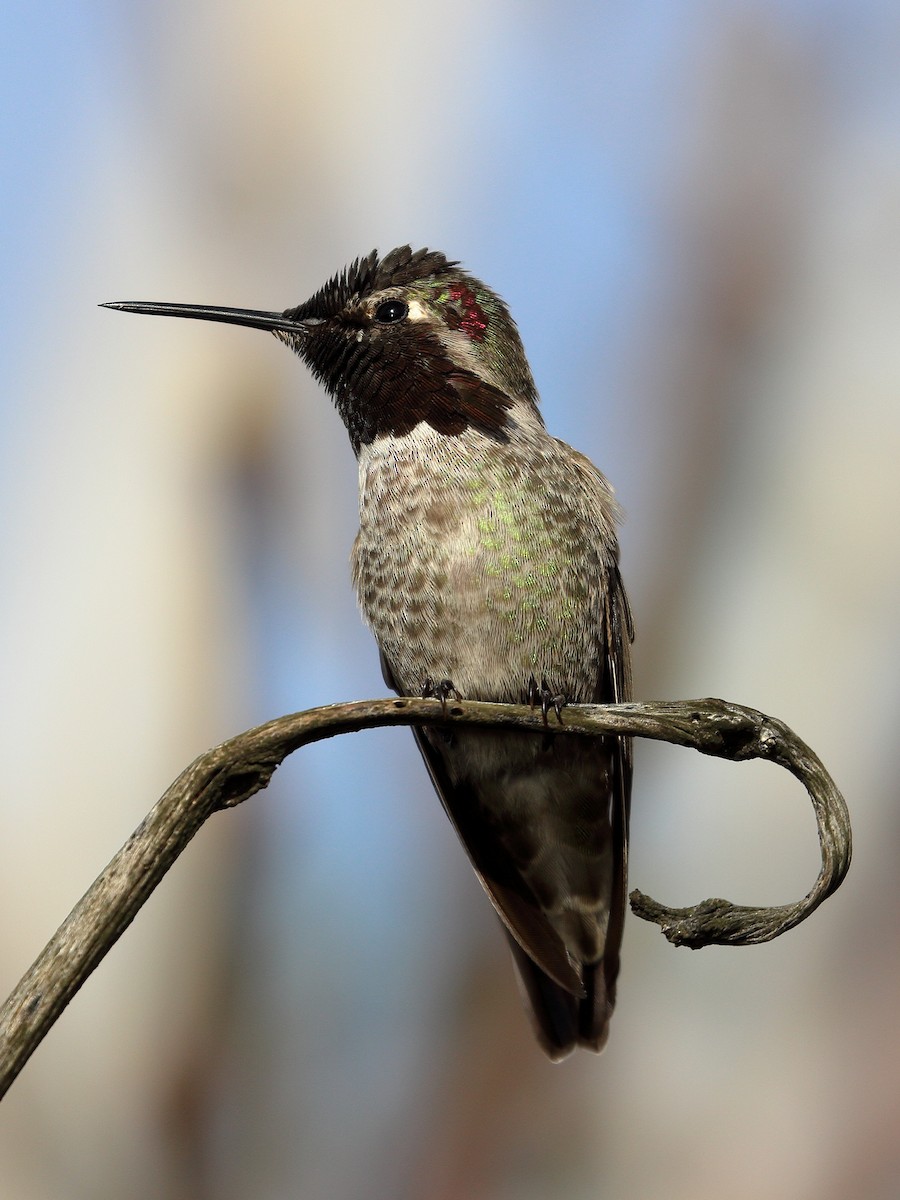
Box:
[527,674,567,726]
[421,677,463,715]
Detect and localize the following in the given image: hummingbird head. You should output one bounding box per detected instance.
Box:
[104,246,541,455]
[279,246,539,451]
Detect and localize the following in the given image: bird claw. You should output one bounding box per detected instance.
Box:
[422,676,462,715]
[527,674,567,726]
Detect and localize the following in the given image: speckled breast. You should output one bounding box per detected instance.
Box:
[351,420,618,703]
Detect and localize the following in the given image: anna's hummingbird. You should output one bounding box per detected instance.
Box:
[104,246,633,1060]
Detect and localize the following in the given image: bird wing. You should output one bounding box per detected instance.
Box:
[592,560,634,1030]
[380,648,583,995]
[505,560,633,1057]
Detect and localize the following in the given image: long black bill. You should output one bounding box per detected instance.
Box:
[100,301,309,336]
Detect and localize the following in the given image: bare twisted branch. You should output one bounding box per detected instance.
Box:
[0,696,851,1098]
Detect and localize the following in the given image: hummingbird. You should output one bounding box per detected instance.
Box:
[103,246,633,1060]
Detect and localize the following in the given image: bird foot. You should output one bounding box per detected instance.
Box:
[527,674,567,726]
[421,677,462,715]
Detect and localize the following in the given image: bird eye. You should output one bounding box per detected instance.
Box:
[374,299,409,324]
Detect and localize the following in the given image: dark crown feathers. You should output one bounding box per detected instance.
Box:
[287,246,458,322]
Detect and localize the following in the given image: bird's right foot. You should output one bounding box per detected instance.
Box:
[527,673,567,726]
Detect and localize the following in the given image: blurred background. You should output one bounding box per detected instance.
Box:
[2,2,899,1197]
